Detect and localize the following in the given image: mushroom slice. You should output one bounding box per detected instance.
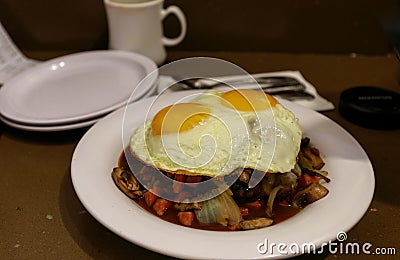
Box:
[112,167,144,199]
[299,139,325,170]
[239,217,274,230]
[293,182,329,208]
[174,202,201,211]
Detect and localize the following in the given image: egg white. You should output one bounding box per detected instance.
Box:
[129,91,302,177]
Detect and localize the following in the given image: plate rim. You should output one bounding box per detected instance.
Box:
[0,114,98,132]
[71,91,375,259]
[0,82,157,132]
[0,50,157,125]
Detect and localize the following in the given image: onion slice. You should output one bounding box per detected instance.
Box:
[266,185,284,217]
[195,189,242,226]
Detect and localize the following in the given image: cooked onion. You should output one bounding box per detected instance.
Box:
[266,185,284,217]
[276,172,298,189]
[261,174,276,196]
[195,189,242,226]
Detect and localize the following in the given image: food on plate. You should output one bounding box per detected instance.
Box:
[112,89,330,231]
[131,89,302,176]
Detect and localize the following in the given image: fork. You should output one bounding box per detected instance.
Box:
[171,76,314,100]
[172,75,302,90]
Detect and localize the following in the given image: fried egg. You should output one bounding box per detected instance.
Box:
[130,89,302,177]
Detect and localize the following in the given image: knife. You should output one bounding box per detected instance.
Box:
[168,75,314,100]
[171,75,302,90]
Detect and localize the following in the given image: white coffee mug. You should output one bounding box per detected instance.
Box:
[104,0,187,65]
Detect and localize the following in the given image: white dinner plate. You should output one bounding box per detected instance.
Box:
[0,114,98,132]
[0,83,157,132]
[71,91,374,259]
[0,50,157,125]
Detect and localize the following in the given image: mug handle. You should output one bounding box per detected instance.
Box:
[161,6,187,46]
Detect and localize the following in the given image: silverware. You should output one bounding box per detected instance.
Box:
[172,75,302,90]
[170,75,315,100]
[272,90,315,101]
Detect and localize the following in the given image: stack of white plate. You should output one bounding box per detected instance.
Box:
[0,50,158,132]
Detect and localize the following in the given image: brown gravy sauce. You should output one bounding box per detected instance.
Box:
[118,149,300,231]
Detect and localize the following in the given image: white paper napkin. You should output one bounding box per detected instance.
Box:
[157,70,334,112]
[0,22,39,84]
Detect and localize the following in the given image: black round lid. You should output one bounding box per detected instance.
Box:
[339,86,400,129]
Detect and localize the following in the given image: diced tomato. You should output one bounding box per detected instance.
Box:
[144,191,158,207]
[178,211,194,226]
[174,174,186,182]
[239,207,249,217]
[185,175,202,188]
[173,174,186,193]
[186,176,202,183]
[242,200,262,209]
[153,198,173,216]
[298,173,319,187]
[144,186,162,207]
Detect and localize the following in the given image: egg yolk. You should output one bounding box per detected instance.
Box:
[151,103,210,136]
[221,89,278,111]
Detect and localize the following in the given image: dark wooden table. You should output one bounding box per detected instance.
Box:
[1,51,399,259]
